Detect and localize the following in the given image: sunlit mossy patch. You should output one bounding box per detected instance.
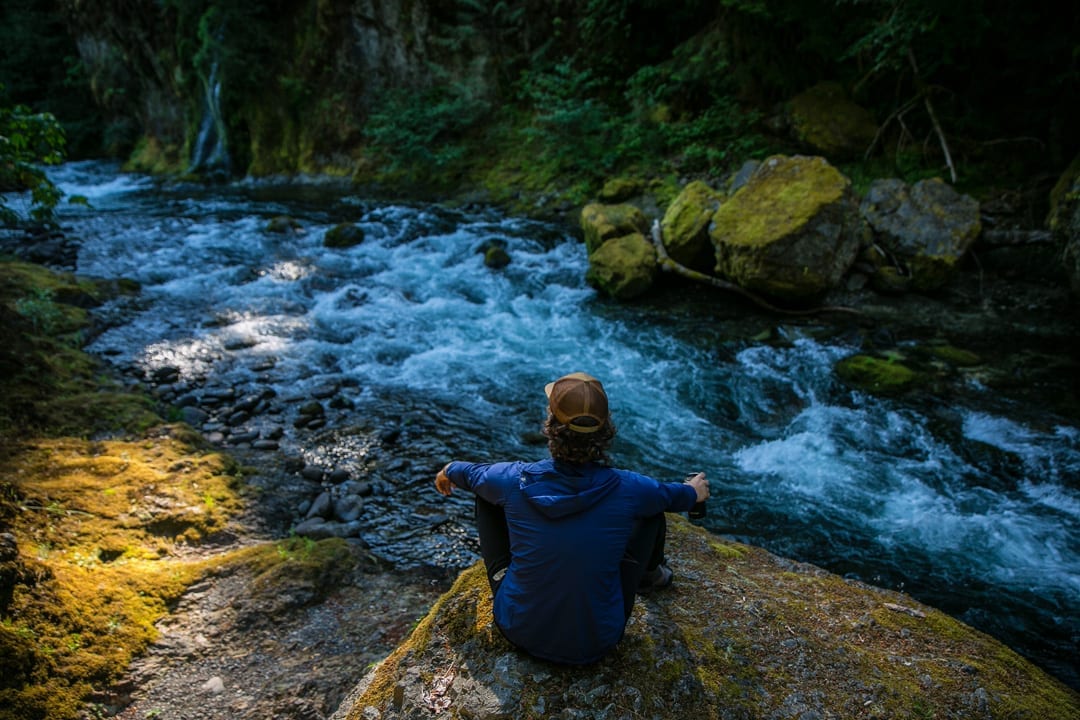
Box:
[0,260,154,443]
[0,430,246,720]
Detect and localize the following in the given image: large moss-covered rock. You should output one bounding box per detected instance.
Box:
[585,232,657,300]
[860,178,982,292]
[332,517,1080,720]
[710,155,863,301]
[1048,153,1080,294]
[580,203,649,256]
[660,180,723,274]
[787,82,878,160]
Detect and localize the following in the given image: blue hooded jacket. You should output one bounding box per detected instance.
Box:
[444,458,697,664]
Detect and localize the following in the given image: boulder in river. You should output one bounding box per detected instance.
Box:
[860,177,982,291]
[580,202,649,255]
[660,180,723,274]
[584,232,657,300]
[710,155,864,301]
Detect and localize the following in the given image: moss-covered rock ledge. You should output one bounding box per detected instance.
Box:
[333,517,1079,720]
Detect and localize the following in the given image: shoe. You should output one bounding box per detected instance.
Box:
[637,563,673,593]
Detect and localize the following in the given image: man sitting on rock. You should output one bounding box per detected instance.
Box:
[434,371,709,665]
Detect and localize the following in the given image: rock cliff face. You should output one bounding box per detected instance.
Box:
[331,517,1079,720]
[59,0,507,175]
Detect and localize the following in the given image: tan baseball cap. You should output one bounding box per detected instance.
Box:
[544,372,609,433]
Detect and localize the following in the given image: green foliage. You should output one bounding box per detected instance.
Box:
[14,288,64,334]
[0,94,68,227]
[363,83,490,184]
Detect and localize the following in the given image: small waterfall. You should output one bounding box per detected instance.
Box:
[189,58,230,176]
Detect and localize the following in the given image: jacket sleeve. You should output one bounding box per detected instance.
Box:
[444,461,523,506]
[621,470,698,516]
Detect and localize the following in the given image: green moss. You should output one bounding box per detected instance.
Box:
[1,431,245,720]
[580,203,649,256]
[710,155,849,249]
[835,354,920,396]
[927,344,981,367]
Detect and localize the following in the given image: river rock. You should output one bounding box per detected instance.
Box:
[324,223,366,248]
[306,491,333,520]
[330,518,1080,720]
[660,180,723,274]
[333,495,364,523]
[786,81,878,160]
[585,232,657,300]
[710,155,864,301]
[580,203,649,255]
[860,177,982,291]
[292,518,362,540]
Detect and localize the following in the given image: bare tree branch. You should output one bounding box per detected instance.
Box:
[650,221,861,317]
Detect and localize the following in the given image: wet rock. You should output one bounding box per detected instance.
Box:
[180,407,209,426]
[324,223,366,248]
[284,455,306,473]
[152,365,181,384]
[334,495,364,523]
[311,384,339,400]
[226,411,250,427]
[228,430,259,445]
[328,469,351,484]
[306,492,333,520]
[252,439,280,451]
[292,518,362,540]
[301,466,327,482]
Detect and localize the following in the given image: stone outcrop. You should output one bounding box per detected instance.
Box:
[331,517,1079,720]
[710,155,864,301]
[860,178,982,292]
[786,82,879,161]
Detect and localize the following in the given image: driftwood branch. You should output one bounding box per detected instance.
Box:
[650,221,861,317]
[908,49,957,183]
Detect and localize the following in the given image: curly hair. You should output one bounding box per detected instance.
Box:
[543,412,617,464]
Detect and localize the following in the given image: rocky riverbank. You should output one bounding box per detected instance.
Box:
[2,170,1078,719]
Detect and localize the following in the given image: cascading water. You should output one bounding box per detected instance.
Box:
[188,58,229,176]
[51,161,1079,689]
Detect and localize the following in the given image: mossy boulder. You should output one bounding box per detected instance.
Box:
[324,223,366,249]
[580,203,649,256]
[787,81,878,160]
[598,177,645,203]
[332,517,1080,720]
[1048,153,1080,294]
[710,155,864,301]
[585,232,657,300]
[660,180,723,273]
[835,353,921,396]
[860,178,982,292]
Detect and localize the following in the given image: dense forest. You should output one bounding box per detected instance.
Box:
[2,0,1078,225]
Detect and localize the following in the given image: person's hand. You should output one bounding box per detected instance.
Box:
[684,471,709,503]
[435,464,454,496]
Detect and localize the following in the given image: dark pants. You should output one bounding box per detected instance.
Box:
[474,496,667,620]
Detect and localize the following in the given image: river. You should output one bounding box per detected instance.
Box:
[48,161,1079,690]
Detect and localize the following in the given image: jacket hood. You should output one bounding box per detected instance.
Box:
[520,460,619,519]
